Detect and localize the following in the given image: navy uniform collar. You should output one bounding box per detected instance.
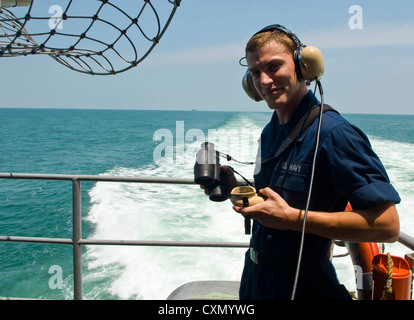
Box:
[260,91,319,161]
[277,90,320,132]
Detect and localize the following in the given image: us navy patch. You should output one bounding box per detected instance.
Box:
[281,162,309,175]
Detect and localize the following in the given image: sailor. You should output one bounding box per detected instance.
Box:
[216,25,401,300]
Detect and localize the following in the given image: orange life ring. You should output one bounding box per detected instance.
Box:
[344,203,379,299]
[345,241,379,300]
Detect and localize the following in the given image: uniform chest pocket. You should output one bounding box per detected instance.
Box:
[273,162,311,193]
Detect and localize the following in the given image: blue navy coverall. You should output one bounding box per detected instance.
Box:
[239,91,401,300]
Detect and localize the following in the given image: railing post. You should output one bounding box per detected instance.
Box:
[72,178,83,300]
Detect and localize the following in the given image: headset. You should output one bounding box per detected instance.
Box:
[241,24,324,101]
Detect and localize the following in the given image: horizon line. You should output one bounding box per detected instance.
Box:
[1,106,413,116]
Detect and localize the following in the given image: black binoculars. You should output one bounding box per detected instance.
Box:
[194,142,228,202]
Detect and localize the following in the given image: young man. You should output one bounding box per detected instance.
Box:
[228,25,401,299]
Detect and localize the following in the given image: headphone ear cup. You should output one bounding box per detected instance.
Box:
[294,49,305,82]
[297,46,324,81]
[242,70,263,102]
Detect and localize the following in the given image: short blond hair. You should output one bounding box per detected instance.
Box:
[245,29,297,58]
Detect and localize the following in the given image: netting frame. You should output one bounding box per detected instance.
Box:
[0,0,181,75]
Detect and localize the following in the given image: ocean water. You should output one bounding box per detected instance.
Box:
[0,108,413,300]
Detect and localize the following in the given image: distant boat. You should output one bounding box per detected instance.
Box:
[192,108,197,111]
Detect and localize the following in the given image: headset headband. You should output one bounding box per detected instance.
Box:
[252,24,304,48]
[239,24,304,67]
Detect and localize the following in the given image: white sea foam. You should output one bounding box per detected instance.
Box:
[84,116,259,299]
[369,136,414,237]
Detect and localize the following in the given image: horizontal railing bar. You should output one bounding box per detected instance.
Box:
[0,235,73,244]
[0,172,196,184]
[0,235,249,248]
[3,233,412,251]
[399,232,414,251]
[78,239,250,248]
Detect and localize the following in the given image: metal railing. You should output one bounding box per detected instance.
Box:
[1,172,413,300]
[0,172,249,300]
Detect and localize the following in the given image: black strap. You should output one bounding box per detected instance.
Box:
[264,104,338,163]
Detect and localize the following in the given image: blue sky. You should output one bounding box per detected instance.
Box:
[1,0,414,114]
